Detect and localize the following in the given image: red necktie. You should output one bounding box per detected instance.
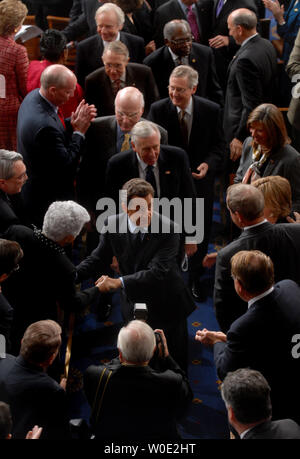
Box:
[57,108,66,129]
[187,6,200,42]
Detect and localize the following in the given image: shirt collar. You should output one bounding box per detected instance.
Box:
[241,33,258,47]
[248,286,274,309]
[176,96,193,116]
[39,89,58,113]
[243,218,268,231]
[136,152,158,171]
[127,215,148,233]
[103,32,120,48]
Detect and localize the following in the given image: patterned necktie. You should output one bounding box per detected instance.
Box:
[57,108,66,129]
[179,110,188,148]
[216,0,224,17]
[187,6,200,42]
[112,79,122,96]
[121,133,131,151]
[145,165,157,196]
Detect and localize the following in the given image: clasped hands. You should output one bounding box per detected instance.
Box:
[71,99,97,134]
[95,275,122,293]
[195,328,227,346]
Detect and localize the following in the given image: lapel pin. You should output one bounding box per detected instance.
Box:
[165,170,171,174]
[192,58,196,63]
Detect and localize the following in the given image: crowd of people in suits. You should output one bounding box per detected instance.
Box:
[1,0,300,440]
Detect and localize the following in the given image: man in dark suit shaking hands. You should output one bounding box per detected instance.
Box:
[76,178,196,371]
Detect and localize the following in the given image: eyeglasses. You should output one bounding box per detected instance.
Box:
[104,63,125,70]
[116,111,139,120]
[169,36,193,45]
[168,85,188,94]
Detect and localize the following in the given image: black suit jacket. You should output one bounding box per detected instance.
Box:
[0,190,20,235]
[75,32,145,87]
[76,116,168,210]
[0,354,70,439]
[76,212,196,326]
[84,355,193,440]
[214,221,300,332]
[209,0,258,88]
[223,34,277,143]
[153,0,213,48]
[214,279,300,424]
[143,43,223,105]
[17,89,84,225]
[63,0,103,41]
[242,419,300,439]
[148,95,224,172]
[105,145,196,204]
[85,63,159,117]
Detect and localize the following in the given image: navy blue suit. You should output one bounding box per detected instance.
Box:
[17,89,84,225]
[214,280,300,424]
[214,221,300,332]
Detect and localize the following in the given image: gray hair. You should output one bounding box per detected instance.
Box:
[221,368,272,424]
[40,64,75,90]
[226,184,264,221]
[102,40,129,60]
[117,320,156,363]
[170,65,198,88]
[131,120,161,145]
[0,149,23,180]
[95,2,125,26]
[230,9,257,30]
[163,19,191,40]
[42,201,90,242]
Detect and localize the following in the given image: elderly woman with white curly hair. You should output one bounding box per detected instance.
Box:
[2,200,103,353]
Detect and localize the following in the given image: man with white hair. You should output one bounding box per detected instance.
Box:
[17,64,96,226]
[77,86,167,213]
[0,150,28,235]
[84,320,193,439]
[75,2,145,87]
[3,200,102,353]
[85,40,159,117]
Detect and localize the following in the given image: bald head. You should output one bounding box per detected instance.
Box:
[40,64,77,106]
[115,87,145,133]
[228,8,257,45]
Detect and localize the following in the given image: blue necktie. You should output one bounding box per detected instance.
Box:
[216,0,224,17]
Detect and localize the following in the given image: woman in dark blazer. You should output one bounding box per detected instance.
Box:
[235,103,300,212]
[0,0,29,151]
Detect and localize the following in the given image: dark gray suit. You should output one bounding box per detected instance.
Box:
[214,221,300,332]
[76,212,196,370]
[75,32,145,87]
[85,63,159,117]
[243,419,300,439]
[214,280,300,424]
[223,34,277,144]
[84,355,193,440]
[76,116,168,211]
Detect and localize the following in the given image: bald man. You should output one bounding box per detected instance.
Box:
[17,64,96,225]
